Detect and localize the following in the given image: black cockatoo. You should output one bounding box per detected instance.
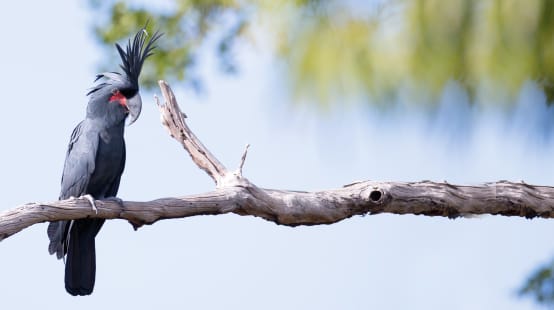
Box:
[47,28,161,296]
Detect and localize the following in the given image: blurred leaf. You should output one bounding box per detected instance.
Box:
[89,0,247,90]
[519,260,554,307]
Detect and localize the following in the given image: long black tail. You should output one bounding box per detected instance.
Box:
[65,219,104,296]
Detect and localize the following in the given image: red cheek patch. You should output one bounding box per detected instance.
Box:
[109,91,128,109]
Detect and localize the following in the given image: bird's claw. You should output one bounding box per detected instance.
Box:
[81,194,98,214]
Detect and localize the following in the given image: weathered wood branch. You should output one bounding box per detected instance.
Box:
[156,81,228,185]
[0,81,552,242]
[1,180,553,241]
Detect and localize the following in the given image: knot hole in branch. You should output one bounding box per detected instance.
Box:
[369,189,384,203]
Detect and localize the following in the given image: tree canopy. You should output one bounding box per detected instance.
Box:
[92,0,554,105]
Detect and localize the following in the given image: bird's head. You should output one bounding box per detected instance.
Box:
[86,27,162,126]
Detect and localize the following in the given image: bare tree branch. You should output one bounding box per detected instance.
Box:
[1,180,553,241]
[155,80,228,185]
[0,81,552,242]
[237,143,250,177]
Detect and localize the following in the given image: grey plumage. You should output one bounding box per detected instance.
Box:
[47,27,160,296]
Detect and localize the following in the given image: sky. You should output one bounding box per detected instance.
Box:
[1,1,554,309]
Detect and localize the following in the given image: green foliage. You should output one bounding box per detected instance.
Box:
[90,0,248,90]
[90,0,554,102]
[283,0,554,104]
[519,260,554,307]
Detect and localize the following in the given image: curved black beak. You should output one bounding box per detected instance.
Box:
[126,93,142,126]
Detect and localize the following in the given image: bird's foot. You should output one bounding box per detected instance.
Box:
[79,194,97,214]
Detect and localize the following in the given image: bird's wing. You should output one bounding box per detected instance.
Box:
[59,120,98,199]
[48,120,99,258]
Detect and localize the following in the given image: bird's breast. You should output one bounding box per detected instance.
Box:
[88,127,126,198]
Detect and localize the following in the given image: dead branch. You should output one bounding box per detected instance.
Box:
[0,81,552,242]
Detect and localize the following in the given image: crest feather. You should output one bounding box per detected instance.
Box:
[87,26,162,96]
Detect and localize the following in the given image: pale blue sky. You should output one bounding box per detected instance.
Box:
[0,1,553,309]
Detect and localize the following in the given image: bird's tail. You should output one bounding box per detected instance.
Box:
[64,219,104,296]
[47,220,69,259]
